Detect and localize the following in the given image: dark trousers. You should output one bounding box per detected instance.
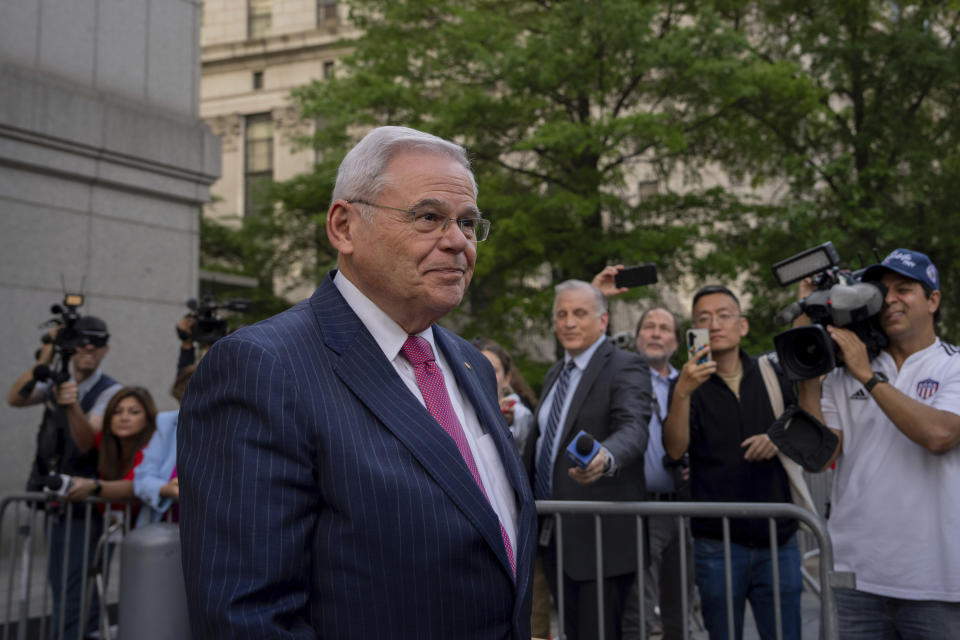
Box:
[622,512,695,640]
[47,506,101,640]
[542,547,634,640]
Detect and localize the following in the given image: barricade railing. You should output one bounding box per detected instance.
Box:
[536,500,854,640]
[0,493,163,640]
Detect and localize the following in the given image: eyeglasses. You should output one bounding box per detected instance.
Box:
[694,312,740,327]
[348,200,491,242]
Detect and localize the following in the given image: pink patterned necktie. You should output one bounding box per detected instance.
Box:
[401,335,515,576]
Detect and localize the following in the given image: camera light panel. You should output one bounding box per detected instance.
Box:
[772,242,840,286]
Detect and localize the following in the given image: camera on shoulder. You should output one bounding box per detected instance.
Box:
[770,242,888,381]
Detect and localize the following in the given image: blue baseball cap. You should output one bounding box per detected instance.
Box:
[862,248,939,292]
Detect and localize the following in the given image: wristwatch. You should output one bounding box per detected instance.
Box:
[864,371,888,394]
[91,478,102,496]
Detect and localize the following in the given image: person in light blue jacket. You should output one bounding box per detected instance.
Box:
[134,363,195,526]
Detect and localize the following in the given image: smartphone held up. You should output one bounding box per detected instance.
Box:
[614,263,658,289]
[686,328,710,364]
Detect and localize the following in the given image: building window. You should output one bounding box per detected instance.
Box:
[252,70,264,90]
[248,0,272,39]
[317,1,338,27]
[637,179,659,202]
[323,61,335,79]
[244,113,274,216]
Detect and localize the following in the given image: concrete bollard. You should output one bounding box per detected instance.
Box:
[117,523,191,640]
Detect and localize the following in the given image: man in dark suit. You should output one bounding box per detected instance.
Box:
[178,126,536,639]
[525,280,652,639]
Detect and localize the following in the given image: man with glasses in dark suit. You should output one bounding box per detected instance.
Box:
[179,126,536,640]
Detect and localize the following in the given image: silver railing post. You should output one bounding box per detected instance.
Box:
[536,500,844,640]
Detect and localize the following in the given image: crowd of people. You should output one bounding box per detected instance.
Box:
[6,125,958,640]
[5,313,200,638]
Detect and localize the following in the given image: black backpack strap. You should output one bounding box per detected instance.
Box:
[80,374,118,414]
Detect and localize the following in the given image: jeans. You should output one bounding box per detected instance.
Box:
[694,534,801,640]
[835,588,960,640]
[47,506,101,640]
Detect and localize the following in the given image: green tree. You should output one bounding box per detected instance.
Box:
[693,0,960,346]
[283,0,773,356]
[268,0,960,369]
[198,212,296,326]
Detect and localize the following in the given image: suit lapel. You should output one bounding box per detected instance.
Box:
[557,340,612,448]
[311,275,515,580]
[436,329,535,581]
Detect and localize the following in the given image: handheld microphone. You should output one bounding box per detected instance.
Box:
[565,430,601,469]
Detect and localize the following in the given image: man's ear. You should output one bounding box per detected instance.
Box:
[928,289,941,316]
[326,200,356,254]
[738,316,750,338]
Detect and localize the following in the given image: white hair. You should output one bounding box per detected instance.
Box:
[331,126,478,209]
[552,280,607,316]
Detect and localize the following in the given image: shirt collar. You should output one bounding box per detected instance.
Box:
[565,334,607,370]
[333,270,436,362]
[650,363,678,382]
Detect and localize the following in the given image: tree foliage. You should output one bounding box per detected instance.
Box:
[265,0,960,367]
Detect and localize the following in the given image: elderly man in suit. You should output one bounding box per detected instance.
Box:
[178,126,536,639]
[526,280,652,639]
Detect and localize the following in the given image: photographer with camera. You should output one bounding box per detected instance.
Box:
[6,311,122,640]
[797,249,960,637]
[175,314,198,372]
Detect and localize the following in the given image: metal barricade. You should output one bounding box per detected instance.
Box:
[537,500,853,640]
[0,493,139,640]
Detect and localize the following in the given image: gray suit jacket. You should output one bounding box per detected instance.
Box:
[525,338,652,580]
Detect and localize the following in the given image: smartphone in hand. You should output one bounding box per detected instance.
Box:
[686,328,711,364]
[613,263,658,289]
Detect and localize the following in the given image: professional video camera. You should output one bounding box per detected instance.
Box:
[771,242,887,381]
[21,293,104,397]
[183,294,250,346]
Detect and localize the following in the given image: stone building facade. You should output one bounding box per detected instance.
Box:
[0,0,218,496]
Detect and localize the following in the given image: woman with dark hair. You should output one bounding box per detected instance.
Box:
[67,386,157,521]
[470,338,537,455]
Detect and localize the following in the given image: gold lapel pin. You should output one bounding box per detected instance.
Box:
[464,361,472,370]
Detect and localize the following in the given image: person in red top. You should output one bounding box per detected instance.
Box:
[67,386,158,523]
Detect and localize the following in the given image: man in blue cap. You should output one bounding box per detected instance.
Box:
[800,248,960,637]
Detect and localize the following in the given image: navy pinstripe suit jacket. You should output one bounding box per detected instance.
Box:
[178,272,536,639]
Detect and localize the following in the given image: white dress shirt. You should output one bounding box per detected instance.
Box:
[334,271,518,556]
[535,334,609,481]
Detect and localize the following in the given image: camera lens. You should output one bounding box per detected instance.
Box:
[793,332,826,368]
[774,325,837,381]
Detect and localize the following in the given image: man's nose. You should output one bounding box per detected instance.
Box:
[437,220,470,249]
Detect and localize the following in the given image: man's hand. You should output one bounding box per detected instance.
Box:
[826,326,873,384]
[741,434,780,461]
[568,448,610,485]
[798,276,817,300]
[674,345,717,399]
[591,265,627,299]
[55,380,79,407]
